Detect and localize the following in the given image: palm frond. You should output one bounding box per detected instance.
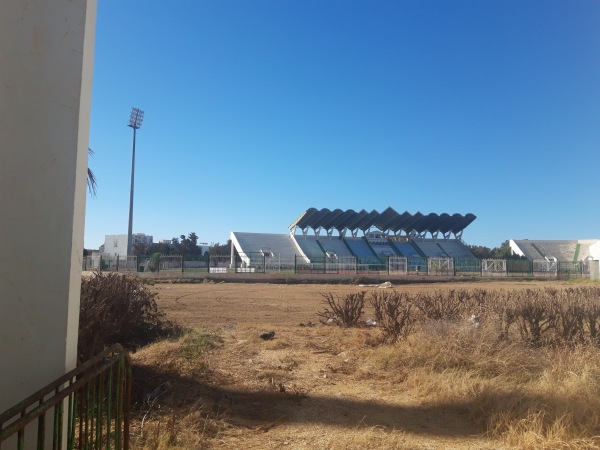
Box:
[87,148,97,197]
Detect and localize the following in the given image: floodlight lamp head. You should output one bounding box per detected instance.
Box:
[128,107,144,129]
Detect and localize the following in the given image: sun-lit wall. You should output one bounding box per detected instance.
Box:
[0,0,97,441]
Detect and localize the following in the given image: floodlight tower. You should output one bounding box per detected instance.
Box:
[127,107,144,257]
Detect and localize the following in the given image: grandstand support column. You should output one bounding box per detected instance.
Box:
[591,260,600,280]
[230,239,235,269]
[0,0,97,446]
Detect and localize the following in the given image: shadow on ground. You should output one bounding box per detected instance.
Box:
[131,363,518,438]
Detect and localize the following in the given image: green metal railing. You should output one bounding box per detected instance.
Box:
[0,344,131,450]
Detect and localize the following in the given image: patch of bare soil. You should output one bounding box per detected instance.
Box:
[131,280,573,449]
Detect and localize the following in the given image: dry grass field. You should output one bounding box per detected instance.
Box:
[129,279,600,449]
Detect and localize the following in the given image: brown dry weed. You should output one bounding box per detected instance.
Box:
[128,280,600,449]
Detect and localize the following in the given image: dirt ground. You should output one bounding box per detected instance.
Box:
[151,279,564,330]
[133,279,576,449]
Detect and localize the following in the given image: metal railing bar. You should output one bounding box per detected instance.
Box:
[79,383,90,449]
[106,365,113,450]
[117,355,132,450]
[114,362,121,450]
[95,373,103,450]
[52,389,62,450]
[0,346,127,428]
[17,411,24,450]
[1,346,129,446]
[67,394,75,450]
[36,401,45,450]
[1,355,121,443]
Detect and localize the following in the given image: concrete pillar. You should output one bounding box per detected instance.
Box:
[0,0,97,427]
[590,260,600,280]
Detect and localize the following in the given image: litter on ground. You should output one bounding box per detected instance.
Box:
[358,281,393,288]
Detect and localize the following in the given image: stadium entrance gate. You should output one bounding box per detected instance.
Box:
[388,256,408,275]
[481,259,507,277]
[533,259,557,277]
[428,257,454,276]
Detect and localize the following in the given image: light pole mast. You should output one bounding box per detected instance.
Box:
[127,107,144,258]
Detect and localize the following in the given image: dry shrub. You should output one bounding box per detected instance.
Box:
[317,287,600,348]
[321,335,600,450]
[317,291,366,327]
[322,425,409,449]
[131,401,229,450]
[79,271,183,361]
[363,300,600,448]
[129,331,226,449]
[513,289,559,346]
[483,287,600,347]
[409,289,477,321]
[474,346,600,449]
[369,291,415,342]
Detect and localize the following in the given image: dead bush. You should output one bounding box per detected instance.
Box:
[79,272,183,361]
[514,290,556,346]
[582,289,600,344]
[369,291,415,342]
[409,289,473,321]
[317,291,366,327]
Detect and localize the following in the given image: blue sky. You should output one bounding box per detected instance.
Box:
[85,0,600,250]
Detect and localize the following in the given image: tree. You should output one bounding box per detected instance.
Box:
[209,240,231,256]
[183,232,199,255]
[147,252,162,272]
[468,245,493,259]
[132,242,148,257]
[468,241,515,259]
[176,232,201,256]
[492,240,513,259]
[146,241,173,256]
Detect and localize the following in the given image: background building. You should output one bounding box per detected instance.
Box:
[101,233,153,257]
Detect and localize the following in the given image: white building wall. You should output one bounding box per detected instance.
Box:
[104,234,128,257]
[0,0,97,446]
[509,240,525,257]
[104,233,153,257]
[589,241,600,261]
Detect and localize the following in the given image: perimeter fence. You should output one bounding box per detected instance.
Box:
[82,254,592,279]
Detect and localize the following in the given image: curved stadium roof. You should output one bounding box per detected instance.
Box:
[289,207,476,237]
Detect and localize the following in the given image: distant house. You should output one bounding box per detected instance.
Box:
[103,233,153,258]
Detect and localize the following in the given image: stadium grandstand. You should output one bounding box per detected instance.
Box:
[84,207,600,279]
[229,207,478,273]
[509,239,600,263]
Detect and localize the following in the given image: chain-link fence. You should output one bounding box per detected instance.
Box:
[82,255,137,272]
[454,258,482,275]
[295,255,358,274]
[82,253,594,279]
[557,261,588,279]
[507,259,534,277]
